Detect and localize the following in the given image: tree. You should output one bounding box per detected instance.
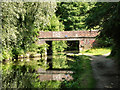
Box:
[56,2,95,31]
[44,14,67,52]
[1,2,57,59]
[85,2,120,59]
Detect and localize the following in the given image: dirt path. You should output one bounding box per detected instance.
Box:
[84,53,119,88]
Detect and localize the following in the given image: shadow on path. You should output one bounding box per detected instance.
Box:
[84,53,120,88]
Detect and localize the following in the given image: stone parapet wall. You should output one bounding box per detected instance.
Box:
[38,31,99,39]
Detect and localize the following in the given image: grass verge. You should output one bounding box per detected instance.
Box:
[61,55,96,88]
[81,47,111,55]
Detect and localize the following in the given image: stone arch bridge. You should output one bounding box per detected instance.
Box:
[37,31,99,54]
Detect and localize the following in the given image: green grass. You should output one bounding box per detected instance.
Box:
[77,56,96,88]
[81,48,111,55]
[61,55,96,88]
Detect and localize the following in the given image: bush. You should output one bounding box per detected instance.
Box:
[2,49,12,60]
[95,37,113,48]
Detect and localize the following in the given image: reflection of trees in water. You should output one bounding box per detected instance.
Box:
[2,62,61,88]
[2,53,70,88]
[52,54,69,69]
[2,58,49,88]
[2,63,37,88]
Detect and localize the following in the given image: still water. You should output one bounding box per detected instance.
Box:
[2,53,74,88]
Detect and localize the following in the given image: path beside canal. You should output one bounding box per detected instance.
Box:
[84,53,120,88]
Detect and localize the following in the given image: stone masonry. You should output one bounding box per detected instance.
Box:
[38,31,98,39]
[37,30,99,52]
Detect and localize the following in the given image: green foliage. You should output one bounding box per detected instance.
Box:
[1,2,56,60]
[85,2,120,59]
[44,14,67,53]
[28,43,48,55]
[56,2,95,30]
[2,57,50,88]
[52,41,67,53]
[81,48,111,55]
[2,62,38,88]
[12,47,24,56]
[44,14,64,31]
[95,37,113,47]
[61,55,96,88]
[37,43,49,54]
[52,54,69,69]
[37,81,61,88]
[29,43,39,52]
[2,49,12,60]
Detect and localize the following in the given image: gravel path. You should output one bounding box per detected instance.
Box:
[84,53,119,88]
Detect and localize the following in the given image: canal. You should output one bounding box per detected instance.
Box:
[2,52,75,88]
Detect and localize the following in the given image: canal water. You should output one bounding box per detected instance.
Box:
[2,52,75,88]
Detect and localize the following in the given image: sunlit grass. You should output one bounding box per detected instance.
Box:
[81,48,111,55]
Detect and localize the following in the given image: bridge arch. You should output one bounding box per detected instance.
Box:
[37,30,99,55]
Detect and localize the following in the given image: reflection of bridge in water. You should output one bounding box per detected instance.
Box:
[36,31,99,81]
[37,69,73,81]
[36,54,74,81]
